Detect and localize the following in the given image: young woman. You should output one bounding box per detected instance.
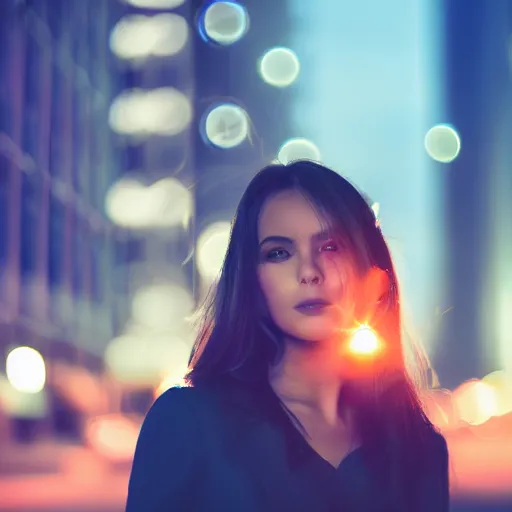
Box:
[126,160,449,512]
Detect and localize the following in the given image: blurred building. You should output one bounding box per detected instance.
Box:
[435,0,512,387]
[1,0,510,430]
[0,0,130,436]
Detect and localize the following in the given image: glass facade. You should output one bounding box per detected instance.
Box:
[0,0,126,366]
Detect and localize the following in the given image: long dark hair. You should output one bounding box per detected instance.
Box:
[187,160,442,509]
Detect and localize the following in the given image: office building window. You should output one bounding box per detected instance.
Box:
[0,159,9,273]
[20,172,42,278]
[49,64,65,179]
[90,231,105,306]
[72,91,92,198]
[71,96,82,194]
[0,18,13,137]
[19,171,43,316]
[22,32,42,163]
[71,211,85,298]
[88,115,99,211]
[48,194,66,289]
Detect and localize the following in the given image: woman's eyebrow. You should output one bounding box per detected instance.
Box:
[259,235,294,247]
[312,229,332,242]
[259,230,332,247]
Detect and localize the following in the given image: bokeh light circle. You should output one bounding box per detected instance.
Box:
[105,176,193,229]
[424,124,461,163]
[124,0,185,8]
[6,346,46,394]
[109,87,192,137]
[110,14,189,61]
[203,103,249,149]
[132,283,194,330]
[197,221,232,280]
[453,379,498,425]
[200,1,249,46]
[277,138,321,164]
[259,47,300,88]
[105,333,191,385]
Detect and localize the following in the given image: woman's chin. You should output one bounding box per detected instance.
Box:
[285,327,340,345]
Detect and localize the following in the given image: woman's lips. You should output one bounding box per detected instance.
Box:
[294,300,331,316]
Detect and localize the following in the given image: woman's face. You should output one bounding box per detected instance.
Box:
[257,189,358,343]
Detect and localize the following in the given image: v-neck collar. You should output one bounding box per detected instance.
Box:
[209,376,366,472]
[277,405,364,472]
[258,380,365,472]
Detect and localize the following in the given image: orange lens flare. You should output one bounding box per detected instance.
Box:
[348,324,380,356]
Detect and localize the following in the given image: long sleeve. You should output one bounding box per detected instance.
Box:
[126,387,203,512]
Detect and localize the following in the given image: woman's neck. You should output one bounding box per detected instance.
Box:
[268,337,347,427]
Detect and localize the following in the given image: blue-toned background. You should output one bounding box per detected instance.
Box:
[0,0,511,510]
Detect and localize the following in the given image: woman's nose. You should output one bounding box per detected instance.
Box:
[297,255,323,285]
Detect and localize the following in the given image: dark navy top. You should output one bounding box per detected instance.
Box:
[126,380,449,511]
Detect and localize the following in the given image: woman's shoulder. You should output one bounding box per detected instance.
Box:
[147,380,241,423]
[135,384,224,451]
[146,377,274,437]
[127,385,219,510]
[147,384,217,421]
[153,384,200,405]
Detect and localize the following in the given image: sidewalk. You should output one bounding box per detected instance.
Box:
[0,440,66,476]
[0,470,129,512]
[0,441,130,511]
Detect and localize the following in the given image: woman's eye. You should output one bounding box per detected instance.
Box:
[266,248,290,261]
[320,241,339,252]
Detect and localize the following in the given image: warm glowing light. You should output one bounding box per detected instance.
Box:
[453,379,499,426]
[6,346,46,394]
[85,414,140,462]
[348,325,379,355]
[155,370,188,399]
[481,370,512,416]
